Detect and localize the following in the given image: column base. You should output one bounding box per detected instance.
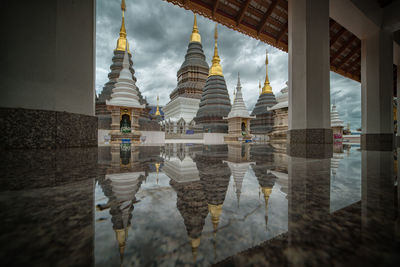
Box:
[0,107,97,149]
[287,128,333,144]
[361,134,393,151]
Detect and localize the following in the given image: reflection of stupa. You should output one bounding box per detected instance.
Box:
[97,144,145,264]
[162,144,200,183]
[170,179,208,262]
[224,144,254,206]
[194,145,231,237]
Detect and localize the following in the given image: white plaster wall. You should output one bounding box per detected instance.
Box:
[0,0,95,116]
[140,131,165,144]
[204,133,225,144]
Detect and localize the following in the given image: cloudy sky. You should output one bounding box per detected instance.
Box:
[96,0,361,129]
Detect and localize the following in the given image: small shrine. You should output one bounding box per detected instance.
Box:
[223,73,255,143]
[106,47,145,144]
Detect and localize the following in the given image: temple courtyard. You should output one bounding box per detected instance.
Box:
[1,0,400,266]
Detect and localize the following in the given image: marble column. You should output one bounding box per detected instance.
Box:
[361,30,394,150]
[361,150,395,242]
[397,65,400,143]
[287,0,332,145]
[287,153,331,265]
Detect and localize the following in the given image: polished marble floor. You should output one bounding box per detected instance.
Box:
[0,143,399,266]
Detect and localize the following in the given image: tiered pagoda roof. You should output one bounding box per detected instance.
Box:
[331,104,344,127]
[194,25,231,133]
[226,74,254,119]
[169,14,209,101]
[250,50,277,134]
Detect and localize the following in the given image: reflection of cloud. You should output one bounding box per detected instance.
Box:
[96,0,361,128]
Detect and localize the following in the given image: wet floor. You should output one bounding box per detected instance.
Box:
[0,143,399,266]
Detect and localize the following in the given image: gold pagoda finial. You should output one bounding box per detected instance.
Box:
[208,204,223,237]
[190,13,201,43]
[115,228,129,264]
[261,49,272,94]
[155,162,160,184]
[191,237,201,262]
[116,0,130,52]
[155,95,161,116]
[209,24,223,77]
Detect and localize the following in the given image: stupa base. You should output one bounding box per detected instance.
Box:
[224,134,252,143]
[110,131,142,144]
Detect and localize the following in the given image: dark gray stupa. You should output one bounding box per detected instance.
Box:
[194,25,231,133]
[250,51,277,134]
[169,15,209,101]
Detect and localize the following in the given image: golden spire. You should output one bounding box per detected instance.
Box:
[115,228,129,263]
[261,49,272,94]
[261,186,273,215]
[116,0,130,52]
[155,162,160,184]
[208,24,223,77]
[190,13,201,43]
[208,204,223,237]
[191,237,201,262]
[155,95,161,116]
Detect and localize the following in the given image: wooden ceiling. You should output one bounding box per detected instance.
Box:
[164,0,362,82]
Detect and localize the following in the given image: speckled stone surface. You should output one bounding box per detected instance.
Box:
[287,128,333,144]
[0,108,97,149]
[361,133,394,151]
[1,144,399,266]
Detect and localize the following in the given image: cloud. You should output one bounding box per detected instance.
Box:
[96,0,361,129]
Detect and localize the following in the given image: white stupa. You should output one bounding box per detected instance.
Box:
[331,104,344,127]
[226,73,253,119]
[106,47,145,109]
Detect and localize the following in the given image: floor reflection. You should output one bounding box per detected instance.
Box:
[1,143,399,266]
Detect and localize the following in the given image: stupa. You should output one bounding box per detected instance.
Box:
[250,49,277,139]
[162,14,209,135]
[96,0,155,134]
[268,82,289,143]
[106,47,145,144]
[194,25,231,133]
[224,144,254,207]
[331,104,344,141]
[224,73,255,143]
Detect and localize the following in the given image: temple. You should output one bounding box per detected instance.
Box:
[224,73,255,143]
[162,14,209,136]
[268,82,289,143]
[194,25,231,133]
[331,104,345,141]
[250,50,277,140]
[96,0,157,140]
[106,47,145,143]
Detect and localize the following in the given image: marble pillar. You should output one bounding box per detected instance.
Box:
[361,30,394,150]
[397,65,400,144]
[287,0,332,145]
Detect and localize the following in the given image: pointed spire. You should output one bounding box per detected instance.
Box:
[259,80,262,95]
[115,228,128,264]
[190,13,201,43]
[208,204,222,235]
[237,72,241,89]
[191,237,201,262]
[261,49,272,94]
[155,95,161,116]
[116,0,130,52]
[209,24,223,77]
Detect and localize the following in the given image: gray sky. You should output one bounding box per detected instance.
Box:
[96,0,361,129]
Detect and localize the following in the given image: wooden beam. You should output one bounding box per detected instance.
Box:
[236,0,251,26]
[276,22,287,44]
[330,35,357,63]
[257,0,278,36]
[337,46,360,70]
[343,53,360,73]
[330,27,346,46]
[212,0,219,18]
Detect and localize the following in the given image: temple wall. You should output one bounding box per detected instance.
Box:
[0,0,95,116]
